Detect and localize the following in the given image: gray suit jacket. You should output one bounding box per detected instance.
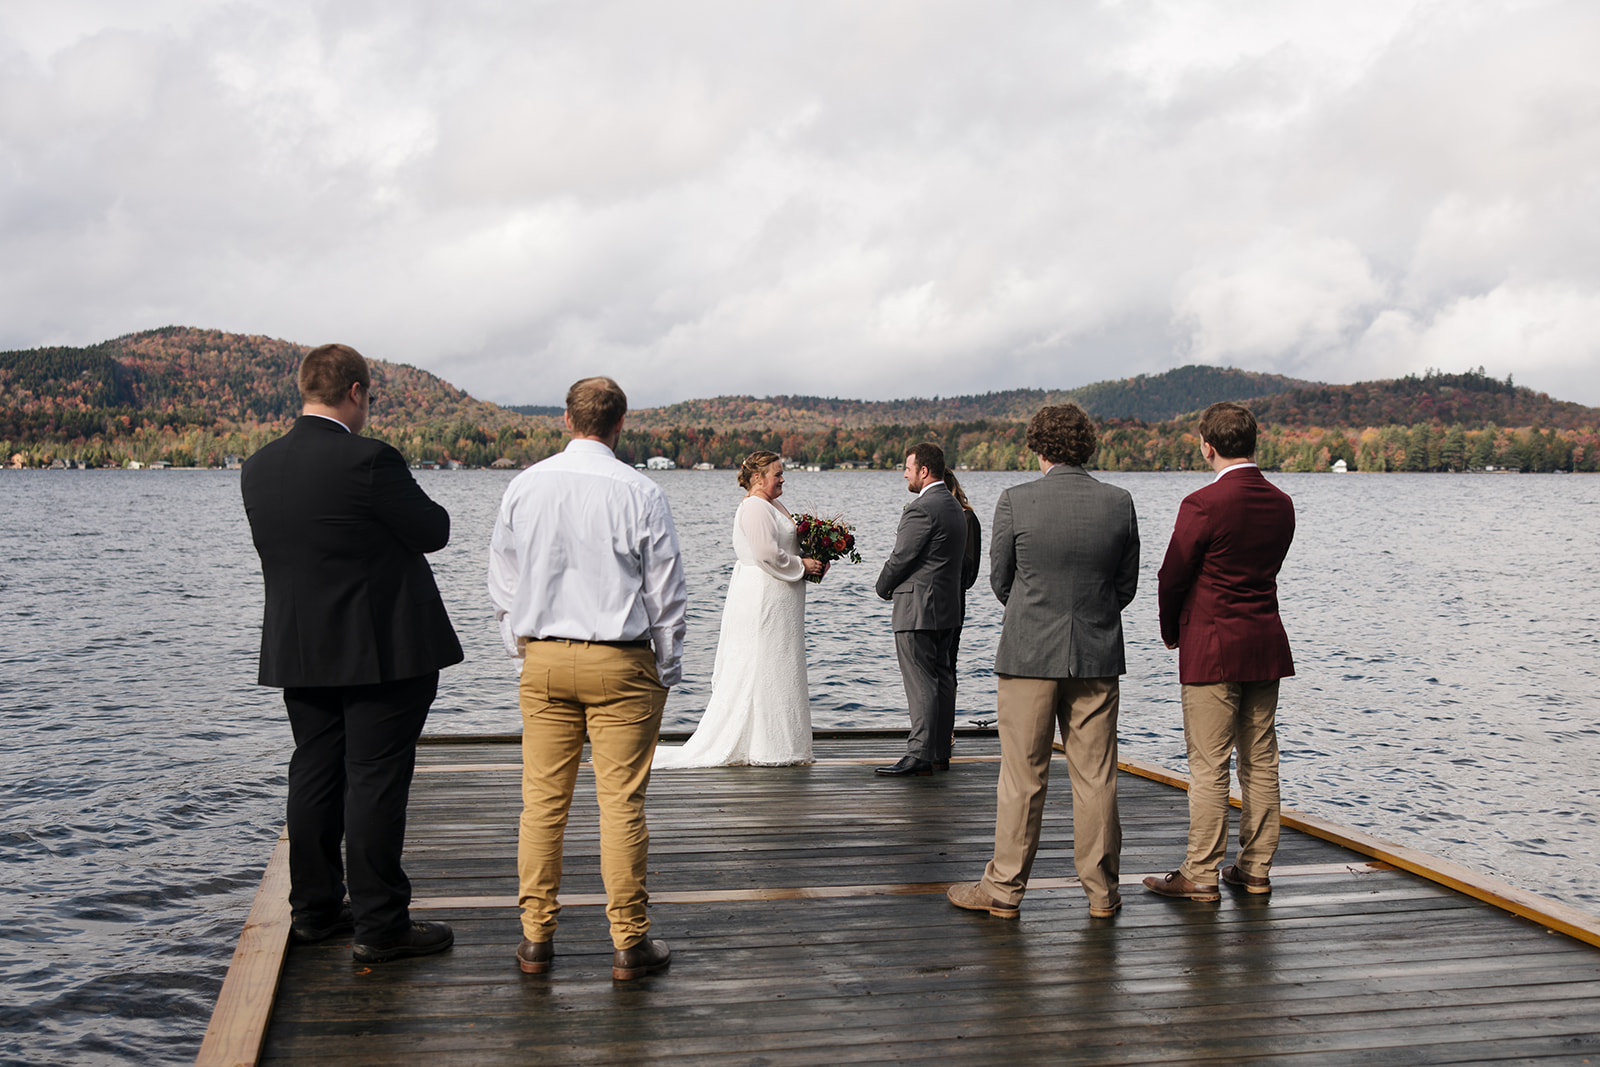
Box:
[875,483,968,631]
[990,465,1139,678]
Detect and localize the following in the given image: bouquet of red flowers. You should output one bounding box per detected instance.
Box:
[793,512,863,584]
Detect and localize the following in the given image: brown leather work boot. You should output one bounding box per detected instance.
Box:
[612,937,671,980]
[516,938,553,974]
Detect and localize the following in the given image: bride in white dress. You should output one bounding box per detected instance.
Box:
[653,452,827,768]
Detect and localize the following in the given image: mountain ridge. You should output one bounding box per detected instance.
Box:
[4,327,1597,472]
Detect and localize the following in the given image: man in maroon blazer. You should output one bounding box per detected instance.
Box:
[1144,402,1295,902]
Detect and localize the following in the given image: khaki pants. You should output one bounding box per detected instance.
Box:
[981,675,1122,911]
[1179,680,1281,885]
[517,640,666,949]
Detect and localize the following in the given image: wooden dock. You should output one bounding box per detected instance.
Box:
[200,736,1600,1065]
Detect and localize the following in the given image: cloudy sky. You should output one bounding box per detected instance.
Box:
[3,1,1598,407]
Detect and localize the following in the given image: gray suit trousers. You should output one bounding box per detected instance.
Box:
[895,629,956,762]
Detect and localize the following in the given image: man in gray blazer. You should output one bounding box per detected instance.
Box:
[875,442,968,776]
[947,403,1138,919]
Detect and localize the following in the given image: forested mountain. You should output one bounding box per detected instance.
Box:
[626,366,1307,430]
[3,328,1596,472]
[1247,369,1596,431]
[1,327,535,467]
[0,326,519,428]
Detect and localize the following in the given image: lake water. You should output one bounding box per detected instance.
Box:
[2,467,1596,1063]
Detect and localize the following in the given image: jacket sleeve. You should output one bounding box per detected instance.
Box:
[960,509,981,591]
[369,445,450,553]
[1157,495,1208,647]
[875,503,933,600]
[988,491,1015,604]
[1117,497,1140,610]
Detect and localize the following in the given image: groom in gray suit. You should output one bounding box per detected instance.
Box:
[875,442,968,777]
[947,403,1139,918]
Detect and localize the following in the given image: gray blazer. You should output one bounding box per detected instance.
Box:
[876,484,968,631]
[990,465,1139,678]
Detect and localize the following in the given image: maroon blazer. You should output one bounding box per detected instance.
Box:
[1157,465,1295,684]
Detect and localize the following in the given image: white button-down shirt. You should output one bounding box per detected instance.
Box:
[488,438,688,686]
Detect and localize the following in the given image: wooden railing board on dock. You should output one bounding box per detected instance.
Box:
[202,737,1600,1065]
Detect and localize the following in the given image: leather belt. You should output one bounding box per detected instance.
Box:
[530,637,651,649]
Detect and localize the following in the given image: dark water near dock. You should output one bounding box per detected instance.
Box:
[1,468,1596,1063]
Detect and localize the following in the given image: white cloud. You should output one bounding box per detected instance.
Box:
[2,0,1600,406]
[1174,234,1385,370]
[1358,284,1600,387]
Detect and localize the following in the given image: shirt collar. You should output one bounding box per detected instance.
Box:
[304,412,352,433]
[918,480,950,498]
[1213,461,1258,484]
[564,438,617,459]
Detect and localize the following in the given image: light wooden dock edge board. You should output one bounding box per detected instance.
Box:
[1115,753,1600,951]
[195,835,291,1067]
[406,861,1395,911]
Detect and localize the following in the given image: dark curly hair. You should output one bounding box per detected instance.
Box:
[1025,403,1098,466]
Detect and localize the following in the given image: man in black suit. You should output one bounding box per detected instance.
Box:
[875,442,968,776]
[241,343,463,963]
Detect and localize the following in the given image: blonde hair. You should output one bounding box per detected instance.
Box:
[737,450,781,491]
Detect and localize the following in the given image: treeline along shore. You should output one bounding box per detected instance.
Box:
[3,327,1598,472]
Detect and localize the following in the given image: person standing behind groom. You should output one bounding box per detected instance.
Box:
[488,376,688,980]
[241,343,463,964]
[1144,401,1295,903]
[946,403,1138,920]
[875,443,967,777]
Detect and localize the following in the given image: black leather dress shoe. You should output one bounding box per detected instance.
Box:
[612,938,671,980]
[875,755,933,777]
[290,903,354,944]
[352,920,454,963]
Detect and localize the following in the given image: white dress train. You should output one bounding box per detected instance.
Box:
[652,496,812,768]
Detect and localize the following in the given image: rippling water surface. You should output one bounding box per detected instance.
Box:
[1,468,1596,1063]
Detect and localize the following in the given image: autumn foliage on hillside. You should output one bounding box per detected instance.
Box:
[3,329,1597,471]
[628,366,1307,431]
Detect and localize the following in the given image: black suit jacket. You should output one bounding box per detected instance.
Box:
[241,416,463,688]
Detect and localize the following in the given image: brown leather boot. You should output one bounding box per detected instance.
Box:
[516,938,553,974]
[1142,869,1221,902]
[612,938,671,980]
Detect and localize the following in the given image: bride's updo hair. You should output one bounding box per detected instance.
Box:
[737,450,781,491]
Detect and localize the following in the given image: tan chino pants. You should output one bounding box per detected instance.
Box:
[1179,680,1281,885]
[981,675,1122,911]
[517,640,666,949]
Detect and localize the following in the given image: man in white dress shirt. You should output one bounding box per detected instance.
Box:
[487,376,688,980]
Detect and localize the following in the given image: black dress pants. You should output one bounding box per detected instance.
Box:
[283,672,437,943]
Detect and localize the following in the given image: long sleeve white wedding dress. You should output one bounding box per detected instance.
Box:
[652,496,813,768]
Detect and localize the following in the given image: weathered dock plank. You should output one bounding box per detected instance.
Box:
[202,738,1600,1065]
